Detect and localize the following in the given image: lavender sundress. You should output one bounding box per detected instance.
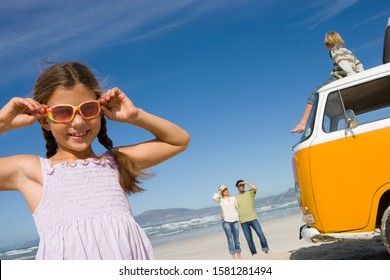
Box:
[33,156,154,260]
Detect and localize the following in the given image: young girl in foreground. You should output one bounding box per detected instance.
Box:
[0,62,190,260]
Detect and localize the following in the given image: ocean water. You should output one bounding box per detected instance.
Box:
[0,201,299,260]
[0,246,38,260]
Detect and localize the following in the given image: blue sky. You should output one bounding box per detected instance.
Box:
[0,0,389,248]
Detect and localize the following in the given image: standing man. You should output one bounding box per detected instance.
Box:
[235,179,269,256]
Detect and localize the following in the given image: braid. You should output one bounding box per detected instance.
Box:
[97,117,113,150]
[42,129,58,158]
[98,116,149,194]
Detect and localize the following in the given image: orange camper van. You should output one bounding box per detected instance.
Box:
[292,18,390,254]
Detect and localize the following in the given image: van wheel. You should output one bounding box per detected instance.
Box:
[381,205,390,254]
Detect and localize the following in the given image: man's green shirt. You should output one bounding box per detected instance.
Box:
[236,190,257,223]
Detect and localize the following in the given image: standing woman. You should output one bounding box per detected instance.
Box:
[213,185,241,259]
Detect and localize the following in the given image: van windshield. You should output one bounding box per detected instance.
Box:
[300,93,318,142]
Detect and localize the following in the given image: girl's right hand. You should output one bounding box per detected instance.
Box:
[0,97,47,133]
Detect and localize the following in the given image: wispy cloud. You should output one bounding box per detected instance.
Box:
[0,1,188,57]
[346,9,390,31]
[0,0,250,87]
[296,0,359,30]
[353,37,383,53]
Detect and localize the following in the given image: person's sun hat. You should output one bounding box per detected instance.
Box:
[219,185,228,192]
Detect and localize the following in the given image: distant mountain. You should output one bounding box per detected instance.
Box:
[23,239,39,248]
[254,187,296,208]
[135,188,296,227]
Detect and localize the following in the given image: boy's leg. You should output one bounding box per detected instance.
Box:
[291,103,312,133]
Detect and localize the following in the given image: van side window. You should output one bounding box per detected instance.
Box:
[323,76,390,133]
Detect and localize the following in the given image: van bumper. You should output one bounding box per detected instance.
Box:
[299,225,350,243]
[299,225,320,243]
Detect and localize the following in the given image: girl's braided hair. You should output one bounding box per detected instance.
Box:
[33,61,149,194]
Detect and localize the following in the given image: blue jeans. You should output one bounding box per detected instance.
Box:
[241,219,269,255]
[307,76,337,104]
[222,220,241,255]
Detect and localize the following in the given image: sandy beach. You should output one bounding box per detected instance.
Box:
[153,213,390,260]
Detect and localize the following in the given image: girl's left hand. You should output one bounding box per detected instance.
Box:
[99,87,139,122]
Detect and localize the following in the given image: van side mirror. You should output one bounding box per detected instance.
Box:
[383,17,390,64]
[345,109,358,129]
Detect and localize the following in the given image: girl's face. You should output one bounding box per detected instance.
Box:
[41,84,101,158]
